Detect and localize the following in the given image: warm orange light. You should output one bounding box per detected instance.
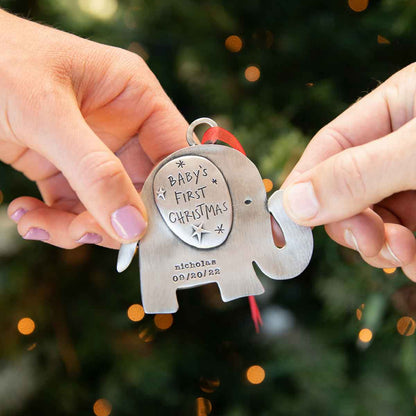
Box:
[199,377,220,393]
[244,66,261,82]
[305,82,314,87]
[0,190,3,204]
[17,317,35,335]
[263,179,273,193]
[356,303,365,320]
[93,398,112,416]
[397,316,416,336]
[358,328,373,343]
[348,0,368,12]
[383,267,396,274]
[139,328,154,342]
[246,365,265,384]
[127,304,145,322]
[27,343,37,351]
[154,314,173,330]
[225,35,243,53]
[196,397,212,416]
[377,35,391,45]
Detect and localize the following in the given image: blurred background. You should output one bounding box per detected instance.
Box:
[1,0,416,415]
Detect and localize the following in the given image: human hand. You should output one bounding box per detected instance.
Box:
[282,63,416,281]
[0,10,188,249]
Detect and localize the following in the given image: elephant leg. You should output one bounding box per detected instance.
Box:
[218,272,264,302]
[141,283,179,314]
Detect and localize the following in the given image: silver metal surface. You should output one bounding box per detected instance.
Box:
[116,241,138,273]
[186,117,218,146]
[153,155,233,249]
[138,144,313,314]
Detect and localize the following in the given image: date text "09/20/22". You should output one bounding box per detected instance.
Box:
[172,268,221,283]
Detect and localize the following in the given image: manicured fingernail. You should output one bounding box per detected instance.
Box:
[23,227,49,241]
[344,229,360,252]
[76,233,103,244]
[285,182,319,221]
[111,205,147,240]
[10,208,27,223]
[380,242,401,266]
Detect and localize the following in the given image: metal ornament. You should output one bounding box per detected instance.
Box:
[117,118,313,314]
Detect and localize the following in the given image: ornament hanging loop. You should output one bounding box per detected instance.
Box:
[186,117,218,146]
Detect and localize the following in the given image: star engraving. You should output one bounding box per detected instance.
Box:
[212,178,218,185]
[156,187,166,200]
[215,224,225,234]
[176,160,185,168]
[191,223,210,243]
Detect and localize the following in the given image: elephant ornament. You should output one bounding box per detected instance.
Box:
[117,118,313,314]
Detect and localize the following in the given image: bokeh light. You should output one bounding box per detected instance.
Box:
[127,304,145,322]
[27,343,37,351]
[305,82,314,87]
[246,365,266,384]
[263,178,273,192]
[0,190,3,204]
[348,0,368,12]
[17,317,35,335]
[139,328,154,342]
[199,377,220,393]
[244,66,261,82]
[195,397,212,416]
[78,0,118,20]
[383,267,396,274]
[377,35,391,44]
[225,35,243,52]
[93,398,112,416]
[356,303,365,320]
[358,328,373,343]
[397,316,416,336]
[154,314,173,330]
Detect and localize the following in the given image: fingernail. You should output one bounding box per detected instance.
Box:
[285,182,319,221]
[23,227,49,241]
[380,242,401,266]
[111,205,147,240]
[344,229,360,252]
[10,208,27,223]
[76,233,103,244]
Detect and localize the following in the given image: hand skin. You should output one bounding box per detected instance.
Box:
[282,63,416,281]
[0,9,189,249]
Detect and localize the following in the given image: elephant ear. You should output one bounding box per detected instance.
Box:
[255,190,313,280]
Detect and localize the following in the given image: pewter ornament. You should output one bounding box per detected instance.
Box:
[138,144,313,314]
[153,155,232,249]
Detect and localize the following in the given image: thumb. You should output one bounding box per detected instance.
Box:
[283,121,416,226]
[36,106,148,243]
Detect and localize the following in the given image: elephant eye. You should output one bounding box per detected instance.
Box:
[244,198,252,205]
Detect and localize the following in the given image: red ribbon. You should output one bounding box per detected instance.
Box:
[202,126,263,333]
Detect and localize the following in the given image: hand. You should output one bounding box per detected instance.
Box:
[282,63,416,281]
[0,10,188,249]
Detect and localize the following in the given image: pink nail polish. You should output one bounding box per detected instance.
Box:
[77,233,103,244]
[23,228,49,241]
[10,208,27,223]
[111,205,147,240]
